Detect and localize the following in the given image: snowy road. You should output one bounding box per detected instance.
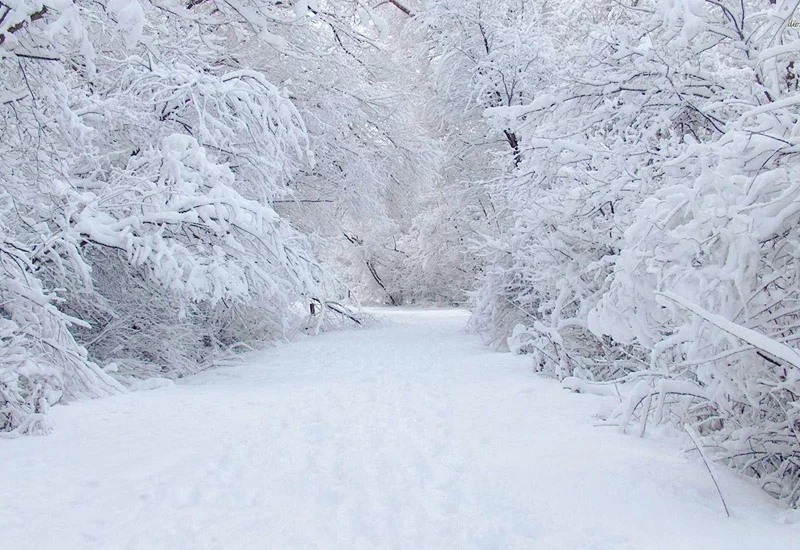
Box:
[1,308,797,549]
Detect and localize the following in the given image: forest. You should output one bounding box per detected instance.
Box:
[3,0,800,512]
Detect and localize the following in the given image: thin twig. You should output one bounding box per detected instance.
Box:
[685,424,731,518]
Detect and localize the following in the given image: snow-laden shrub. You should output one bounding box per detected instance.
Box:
[592,118,800,505]
[459,0,800,505]
[583,0,800,507]
[0,0,331,430]
[54,133,325,375]
[469,1,696,375]
[0,211,123,435]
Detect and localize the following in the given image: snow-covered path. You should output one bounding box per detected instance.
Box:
[1,309,797,549]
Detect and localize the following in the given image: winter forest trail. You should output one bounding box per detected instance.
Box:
[1,309,797,550]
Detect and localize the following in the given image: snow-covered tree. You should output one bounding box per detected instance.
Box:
[589,0,800,505]
[445,0,800,505]
[0,0,340,432]
[401,0,563,306]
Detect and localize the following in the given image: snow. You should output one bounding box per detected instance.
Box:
[107,0,145,49]
[0,308,796,549]
[561,376,619,397]
[660,290,800,370]
[128,377,176,392]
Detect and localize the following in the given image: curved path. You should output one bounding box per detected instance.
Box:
[1,309,796,549]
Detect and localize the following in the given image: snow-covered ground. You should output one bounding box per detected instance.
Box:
[1,308,797,549]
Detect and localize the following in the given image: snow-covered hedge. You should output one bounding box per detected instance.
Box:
[0,1,330,434]
[443,0,800,506]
